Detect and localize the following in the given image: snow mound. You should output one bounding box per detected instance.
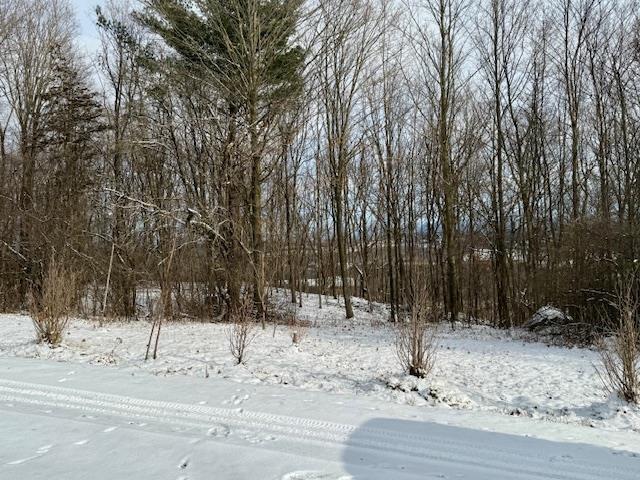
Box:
[383,374,475,409]
[523,306,572,332]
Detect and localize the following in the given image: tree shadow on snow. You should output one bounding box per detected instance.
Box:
[341,418,640,480]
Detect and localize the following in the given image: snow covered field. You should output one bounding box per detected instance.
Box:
[1,293,640,478]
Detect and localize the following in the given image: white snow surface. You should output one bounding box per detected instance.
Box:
[2,356,639,480]
[1,291,640,478]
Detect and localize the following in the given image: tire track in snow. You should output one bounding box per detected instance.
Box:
[0,378,636,480]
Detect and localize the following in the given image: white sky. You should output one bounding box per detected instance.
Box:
[70,0,106,56]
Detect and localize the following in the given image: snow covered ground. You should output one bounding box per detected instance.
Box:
[1,292,640,478]
[2,357,640,480]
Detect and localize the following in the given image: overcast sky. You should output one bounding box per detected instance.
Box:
[70,0,104,55]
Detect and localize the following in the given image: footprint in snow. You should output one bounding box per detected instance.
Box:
[237,429,276,444]
[206,424,231,438]
[178,456,190,469]
[127,421,148,427]
[223,394,250,406]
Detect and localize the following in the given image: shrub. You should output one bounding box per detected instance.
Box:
[30,260,77,346]
[227,297,257,365]
[597,282,640,404]
[395,292,438,378]
[283,304,309,345]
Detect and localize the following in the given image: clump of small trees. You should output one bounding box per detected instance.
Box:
[30,260,77,346]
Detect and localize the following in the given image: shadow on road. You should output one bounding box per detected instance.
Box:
[341,417,640,480]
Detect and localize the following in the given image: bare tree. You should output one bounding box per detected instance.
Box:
[97,1,148,318]
[405,0,470,324]
[316,0,383,319]
[0,0,75,305]
[474,0,531,327]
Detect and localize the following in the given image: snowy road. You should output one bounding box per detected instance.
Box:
[0,358,639,479]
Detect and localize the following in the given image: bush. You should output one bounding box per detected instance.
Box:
[395,292,438,378]
[30,260,78,346]
[282,304,309,345]
[227,297,257,365]
[597,282,640,404]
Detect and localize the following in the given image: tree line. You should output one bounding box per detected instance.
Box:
[1,0,639,330]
